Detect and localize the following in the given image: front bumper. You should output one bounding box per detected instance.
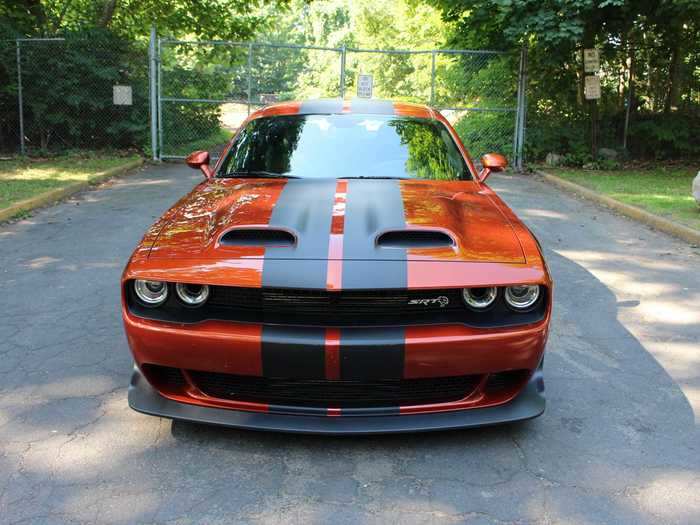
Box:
[128,364,545,435]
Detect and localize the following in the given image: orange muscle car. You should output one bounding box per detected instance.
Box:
[123,99,552,434]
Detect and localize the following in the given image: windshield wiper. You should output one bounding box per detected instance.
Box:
[221,170,298,179]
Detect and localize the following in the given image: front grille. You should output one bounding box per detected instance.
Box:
[206,287,463,326]
[126,282,547,328]
[189,371,481,408]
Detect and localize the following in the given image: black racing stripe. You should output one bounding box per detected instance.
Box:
[298,99,344,114]
[342,179,407,289]
[262,178,337,289]
[268,404,327,416]
[261,326,326,379]
[339,327,405,381]
[349,99,395,115]
[340,406,401,416]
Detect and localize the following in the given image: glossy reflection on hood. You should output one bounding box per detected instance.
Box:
[147,178,525,264]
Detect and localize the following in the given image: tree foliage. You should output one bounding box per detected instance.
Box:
[1,0,289,40]
[426,0,700,160]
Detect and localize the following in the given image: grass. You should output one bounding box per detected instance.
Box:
[0,153,141,210]
[544,166,700,231]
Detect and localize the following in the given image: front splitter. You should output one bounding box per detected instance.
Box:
[128,366,545,435]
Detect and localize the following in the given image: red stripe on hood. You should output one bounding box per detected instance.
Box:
[326,179,348,290]
[325,328,341,380]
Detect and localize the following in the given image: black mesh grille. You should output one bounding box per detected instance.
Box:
[141,364,186,390]
[484,370,529,394]
[206,287,463,326]
[377,229,454,248]
[189,371,481,408]
[220,228,295,247]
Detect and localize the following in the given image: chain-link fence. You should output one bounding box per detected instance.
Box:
[0,36,149,156]
[158,40,345,158]
[156,37,526,165]
[0,40,19,155]
[1,32,526,167]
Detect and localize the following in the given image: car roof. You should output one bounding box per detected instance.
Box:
[249,99,438,121]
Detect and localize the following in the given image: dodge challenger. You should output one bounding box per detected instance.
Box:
[123,98,552,434]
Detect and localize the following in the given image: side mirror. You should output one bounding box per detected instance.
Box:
[478,153,508,182]
[185,150,213,180]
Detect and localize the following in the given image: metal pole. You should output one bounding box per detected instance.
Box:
[247,43,253,114]
[157,38,163,160]
[149,26,158,161]
[520,47,529,170]
[339,46,346,98]
[430,51,436,105]
[514,47,528,171]
[16,40,25,156]
[512,48,524,169]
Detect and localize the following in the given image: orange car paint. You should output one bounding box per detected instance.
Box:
[123,99,552,420]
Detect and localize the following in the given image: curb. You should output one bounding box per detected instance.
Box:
[0,157,144,223]
[536,169,700,246]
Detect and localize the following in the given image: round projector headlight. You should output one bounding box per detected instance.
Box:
[175,283,210,306]
[462,287,497,310]
[505,285,540,310]
[134,280,168,306]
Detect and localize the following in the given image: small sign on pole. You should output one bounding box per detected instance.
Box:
[584,75,601,100]
[113,85,133,106]
[357,74,373,98]
[583,48,599,73]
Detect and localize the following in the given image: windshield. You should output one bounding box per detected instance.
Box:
[218,114,471,181]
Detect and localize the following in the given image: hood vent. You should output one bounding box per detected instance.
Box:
[376,229,455,249]
[220,228,296,247]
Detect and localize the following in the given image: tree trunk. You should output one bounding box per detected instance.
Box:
[622,38,636,151]
[98,0,118,28]
[664,37,682,113]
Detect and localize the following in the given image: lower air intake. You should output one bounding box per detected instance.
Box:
[189,371,482,409]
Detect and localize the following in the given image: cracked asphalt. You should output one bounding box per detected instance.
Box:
[1,163,699,524]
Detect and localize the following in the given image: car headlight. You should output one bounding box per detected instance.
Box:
[175,283,210,306]
[134,280,168,306]
[504,285,540,310]
[462,287,497,310]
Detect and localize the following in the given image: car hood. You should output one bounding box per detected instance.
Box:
[148,178,525,264]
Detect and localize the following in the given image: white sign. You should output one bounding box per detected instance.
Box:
[584,75,601,100]
[583,48,599,73]
[113,85,133,106]
[357,74,373,98]
[260,93,279,105]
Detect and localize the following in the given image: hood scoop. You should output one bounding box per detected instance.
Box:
[376,229,455,249]
[219,228,296,248]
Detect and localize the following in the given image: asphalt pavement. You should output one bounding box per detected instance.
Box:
[1,164,698,524]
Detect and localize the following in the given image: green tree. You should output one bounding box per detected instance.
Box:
[425,0,700,160]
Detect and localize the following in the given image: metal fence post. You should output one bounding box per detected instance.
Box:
[512,48,523,169]
[518,47,529,170]
[157,38,163,160]
[247,43,253,114]
[513,46,528,171]
[430,51,436,105]
[339,45,346,98]
[16,39,25,156]
[149,26,159,161]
